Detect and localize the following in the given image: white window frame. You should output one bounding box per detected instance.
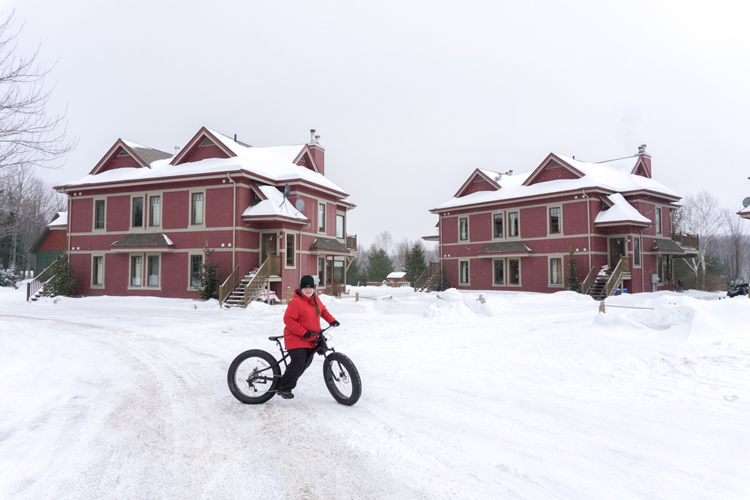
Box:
[336,212,345,239]
[129,254,144,288]
[459,217,469,241]
[459,259,470,285]
[146,254,161,288]
[285,233,296,269]
[91,254,105,287]
[190,190,205,227]
[508,211,520,239]
[508,258,521,286]
[93,199,107,232]
[318,201,326,233]
[131,195,145,229]
[549,256,563,287]
[492,211,504,239]
[633,236,641,268]
[492,258,505,286]
[655,207,662,235]
[149,194,162,228]
[548,206,562,236]
[189,252,204,290]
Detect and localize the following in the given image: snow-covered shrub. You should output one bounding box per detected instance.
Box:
[0,265,19,288]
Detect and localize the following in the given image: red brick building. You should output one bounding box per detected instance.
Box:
[427,146,688,294]
[54,128,355,300]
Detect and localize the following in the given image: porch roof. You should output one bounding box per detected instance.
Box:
[477,241,532,255]
[310,237,350,254]
[111,233,175,250]
[650,238,685,254]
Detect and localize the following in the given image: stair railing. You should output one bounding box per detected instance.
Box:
[219,265,239,307]
[27,256,61,301]
[243,256,278,307]
[414,262,440,291]
[604,258,630,297]
[581,266,597,295]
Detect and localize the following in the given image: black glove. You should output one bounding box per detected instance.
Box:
[330,320,341,327]
[303,331,317,339]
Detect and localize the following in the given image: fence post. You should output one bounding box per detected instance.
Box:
[356,292,359,302]
[599,302,606,313]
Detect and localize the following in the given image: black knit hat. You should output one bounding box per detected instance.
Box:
[300,275,316,289]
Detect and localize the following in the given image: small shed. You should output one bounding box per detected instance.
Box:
[386,271,407,287]
[29,212,68,275]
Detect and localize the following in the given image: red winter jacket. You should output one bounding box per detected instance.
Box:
[283,289,336,350]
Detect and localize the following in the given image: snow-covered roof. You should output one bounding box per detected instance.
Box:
[242,185,309,222]
[432,154,679,211]
[58,134,348,198]
[594,193,652,225]
[48,212,67,228]
[387,272,406,279]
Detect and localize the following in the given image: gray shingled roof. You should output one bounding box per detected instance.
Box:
[130,146,173,166]
[111,233,174,248]
[478,241,533,255]
[650,238,685,254]
[310,237,350,253]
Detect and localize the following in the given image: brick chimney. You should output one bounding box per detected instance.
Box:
[308,129,325,176]
[637,144,652,178]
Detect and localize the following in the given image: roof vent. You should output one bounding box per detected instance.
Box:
[310,129,316,144]
[638,144,647,154]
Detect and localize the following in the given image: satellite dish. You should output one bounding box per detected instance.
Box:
[295,199,305,211]
[283,183,290,198]
[743,197,750,208]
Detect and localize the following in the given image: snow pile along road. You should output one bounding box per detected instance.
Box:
[1,285,749,499]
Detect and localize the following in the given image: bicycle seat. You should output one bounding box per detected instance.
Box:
[269,335,283,341]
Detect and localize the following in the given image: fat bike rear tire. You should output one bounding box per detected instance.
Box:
[323,352,362,406]
[228,349,280,404]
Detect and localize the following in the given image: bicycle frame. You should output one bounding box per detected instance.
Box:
[253,326,336,382]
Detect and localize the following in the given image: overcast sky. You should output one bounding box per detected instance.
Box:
[8,0,750,249]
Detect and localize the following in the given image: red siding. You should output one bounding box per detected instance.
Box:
[38,229,67,251]
[528,166,580,184]
[107,195,131,232]
[462,178,497,196]
[163,191,188,230]
[442,217,458,244]
[206,187,233,228]
[70,198,92,233]
[98,153,143,173]
[520,206,546,238]
[178,144,230,164]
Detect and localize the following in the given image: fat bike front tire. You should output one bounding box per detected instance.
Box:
[323,352,362,406]
[228,349,280,404]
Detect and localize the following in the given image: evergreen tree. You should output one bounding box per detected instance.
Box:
[0,264,18,288]
[46,253,77,297]
[403,243,427,284]
[200,242,222,300]
[367,248,394,283]
[566,249,581,292]
[346,258,363,286]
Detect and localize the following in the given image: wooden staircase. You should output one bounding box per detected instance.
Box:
[219,256,280,308]
[582,258,631,300]
[414,262,441,292]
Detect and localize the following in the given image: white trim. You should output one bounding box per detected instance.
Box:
[548,255,564,287]
[91,253,105,288]
[93,199,107,232]
[491,210,504,240]
[284,233,296,269]
[492,258,505,286]
[458,259,470,285]
[189,189,206,228]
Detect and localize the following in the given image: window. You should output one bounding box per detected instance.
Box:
[95,200,105,230]
[147,255,159,286]
[508,212,519,237]
[493,259,504,285]
[634,237,641,267]
[191,254,203,288]
[132,197,143,227]
[655,207,662,235]
[508,259,520,285]
[318,202,326,232]
[191,193,204,225]
[493,213,503,238]
[286,233,295,267]
[131,255,142,287]
[459,218,469,241]
[656,255,663,283]
[334,260,345,284]
[149,196,161,227]
[549,207,561,234]
[318,257,325,286]
[92,256,103,286]
[336,214,345,239]
[550,257,562,285]
[459,260,469,284]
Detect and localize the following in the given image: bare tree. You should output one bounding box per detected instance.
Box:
[392,238,412,271]
[0,10,74,173]
[675,190,725,289]
[372,230,393,254]
[718,209,750,283]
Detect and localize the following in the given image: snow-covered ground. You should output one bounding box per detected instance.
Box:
[1,284,749,499]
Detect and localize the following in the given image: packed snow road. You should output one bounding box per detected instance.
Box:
[1,286,749,499]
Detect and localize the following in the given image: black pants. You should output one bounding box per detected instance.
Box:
[277,347,316,392]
